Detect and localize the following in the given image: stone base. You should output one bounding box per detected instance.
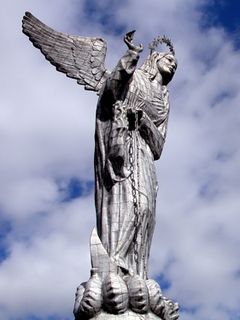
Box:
[86,310,162,319]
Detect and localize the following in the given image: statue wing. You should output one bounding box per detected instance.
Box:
[22,12,110,93]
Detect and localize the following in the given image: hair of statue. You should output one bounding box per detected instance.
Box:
[139,51,176,82]
[139,36,176,81]
[148,35,175,55]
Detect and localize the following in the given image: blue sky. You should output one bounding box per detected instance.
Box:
[202,1,240,36]
[0,1,240,319]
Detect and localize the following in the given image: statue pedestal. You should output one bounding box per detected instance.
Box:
[85,310,162,319]
[74,230,179,320]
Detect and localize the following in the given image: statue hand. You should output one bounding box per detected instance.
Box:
[124,30,143,53]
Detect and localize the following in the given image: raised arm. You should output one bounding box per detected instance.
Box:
[105,31,143,101]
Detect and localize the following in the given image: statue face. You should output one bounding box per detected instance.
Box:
[157,54,177,78]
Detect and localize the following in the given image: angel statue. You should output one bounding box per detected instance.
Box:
[22,12,179,320]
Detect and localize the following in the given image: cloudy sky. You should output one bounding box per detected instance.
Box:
[0,0,240,319]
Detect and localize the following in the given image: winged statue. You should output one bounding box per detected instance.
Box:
[22,11,179,320]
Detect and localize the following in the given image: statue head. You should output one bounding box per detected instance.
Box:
[140,36,177,85]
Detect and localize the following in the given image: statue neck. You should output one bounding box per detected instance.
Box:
[152,72,163,85]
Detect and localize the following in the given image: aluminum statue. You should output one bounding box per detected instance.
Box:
[22,11,179,320]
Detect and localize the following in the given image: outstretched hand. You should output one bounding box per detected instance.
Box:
[124,30,143,53]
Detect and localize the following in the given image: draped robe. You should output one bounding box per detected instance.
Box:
[94,49,170,279]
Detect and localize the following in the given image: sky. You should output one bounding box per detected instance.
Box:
[0,0,240,319]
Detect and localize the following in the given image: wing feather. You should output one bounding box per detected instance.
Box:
[22,11,110,92]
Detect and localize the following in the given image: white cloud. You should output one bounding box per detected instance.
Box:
[0,195,94,319]
[0,0,240,319]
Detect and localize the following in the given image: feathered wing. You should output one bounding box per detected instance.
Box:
[22,11,110,92]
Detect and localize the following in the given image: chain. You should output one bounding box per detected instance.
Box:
[128,131,140,267]
[136,135,146,277]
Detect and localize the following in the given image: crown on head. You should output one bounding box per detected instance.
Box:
[149,35,175,55]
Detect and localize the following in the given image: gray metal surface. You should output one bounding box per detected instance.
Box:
[22,14,179,320]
